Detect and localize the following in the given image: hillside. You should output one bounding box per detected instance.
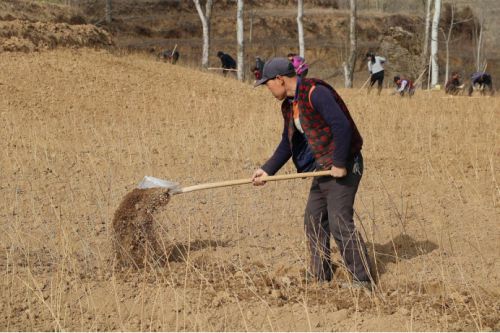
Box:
[2,0,498,85]
[0,48,498,331]
[77,0,499,85]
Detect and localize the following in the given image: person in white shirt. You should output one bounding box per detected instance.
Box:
[366,52,386,95]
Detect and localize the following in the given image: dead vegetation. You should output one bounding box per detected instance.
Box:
[0,49,498,331]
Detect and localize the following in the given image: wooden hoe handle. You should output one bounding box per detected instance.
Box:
[178,170,332,194]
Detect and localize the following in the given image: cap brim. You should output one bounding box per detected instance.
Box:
[254,77,269,87]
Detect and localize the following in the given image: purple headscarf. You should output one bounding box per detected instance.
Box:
[291,56,309,76]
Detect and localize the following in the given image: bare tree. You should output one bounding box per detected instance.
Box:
[421,0,432,70]
[376,0,385,11]
[236,0,244,81]
[443,3,454,84]
[442,2,472,84]
[105,0,112,24]
[343,0,357,88]
[297,0,305,57]
[430,0,441,87]
[472,11,485,71]
[193,0,213,69]
[249,7,254,47]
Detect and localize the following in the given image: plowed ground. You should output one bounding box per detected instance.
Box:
[0,49,498,331]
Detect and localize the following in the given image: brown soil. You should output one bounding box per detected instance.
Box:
[0,19,112,52]
[112,188,170,268]
[0,34,498,333]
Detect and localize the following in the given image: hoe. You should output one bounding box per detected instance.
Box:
[137,171,332,194]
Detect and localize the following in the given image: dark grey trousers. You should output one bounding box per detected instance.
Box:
[304,153,372,282]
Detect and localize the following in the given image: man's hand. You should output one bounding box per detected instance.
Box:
[330,165,347,178]
[252,168,269,186]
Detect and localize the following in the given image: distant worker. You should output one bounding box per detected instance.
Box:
[287,53,309,78]
[445,72,463,95]
[366,52,386,95]
[468,72,494,96]
[217,51,236,77]
[252,56,265,80]
[255,56,265,73]
[158,49,179,64]
[393,75,415,97]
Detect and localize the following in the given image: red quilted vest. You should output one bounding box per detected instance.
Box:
[282,78,363,170]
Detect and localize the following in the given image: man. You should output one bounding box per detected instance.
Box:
[217,51,236,77]
[468,72,494,96]
[445,72,463,95]
[366,52,386,96]
[393,75,415,97]
[252,58,373,289]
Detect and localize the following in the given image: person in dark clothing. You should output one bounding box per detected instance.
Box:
[468,72,494,96]
[158,49,179,64]
[252,56,265,80]
[445,72,463,95]
[253,58,373,290]
[217,51,236,77]
[255,56,265,73]
[366,52,386,96]
[287,53,297,62]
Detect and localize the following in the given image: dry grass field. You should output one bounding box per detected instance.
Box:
[0,49,498,331]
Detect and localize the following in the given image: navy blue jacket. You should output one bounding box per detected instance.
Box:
[261,85,352,175]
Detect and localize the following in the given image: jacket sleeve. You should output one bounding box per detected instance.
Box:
[261,121,292,175]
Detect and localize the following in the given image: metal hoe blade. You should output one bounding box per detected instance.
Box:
[137,176,182,194]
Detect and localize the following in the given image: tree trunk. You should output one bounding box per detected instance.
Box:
[444,3,455,84]
[430,0,441,88]
[249,9,254,46]
[236,0,244,81]
[193,0,213,69]
[297,0,305,57]
[445,39,450,85]
[422,0,432,72]
[427,54,432,90]
[344,0,357,88]
[105,0,112,24]
[476,22,483,71]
